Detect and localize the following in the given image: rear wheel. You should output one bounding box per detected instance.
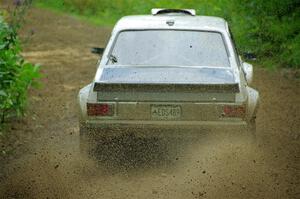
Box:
[79,123,96,157]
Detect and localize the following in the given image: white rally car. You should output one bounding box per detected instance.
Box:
[78,9,259,152]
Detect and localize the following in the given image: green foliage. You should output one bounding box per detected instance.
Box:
[35,0,300,68]
[231,0,300,68]
[0,15,40,124]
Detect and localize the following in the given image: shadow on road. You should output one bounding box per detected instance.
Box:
[91,134,186,172]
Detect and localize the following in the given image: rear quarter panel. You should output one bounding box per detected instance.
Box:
[246,86,259,121]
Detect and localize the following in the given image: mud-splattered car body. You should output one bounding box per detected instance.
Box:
[78,9,259,143]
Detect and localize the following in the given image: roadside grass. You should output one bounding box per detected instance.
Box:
[34,1,115,26]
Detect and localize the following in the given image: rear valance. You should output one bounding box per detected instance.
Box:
[93,82,240,93]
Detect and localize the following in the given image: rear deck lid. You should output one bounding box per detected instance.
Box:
[94,67,239,102]
[98,67,235,83]
[94,67,239,93]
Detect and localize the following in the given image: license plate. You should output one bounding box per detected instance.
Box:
[151,105,182,120]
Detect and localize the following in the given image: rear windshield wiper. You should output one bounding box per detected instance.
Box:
[109,54,118,64]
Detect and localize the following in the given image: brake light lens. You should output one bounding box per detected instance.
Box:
[223,105,246,118]
[87,103,115,116]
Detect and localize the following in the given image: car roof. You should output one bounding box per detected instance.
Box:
[113,15,228,33]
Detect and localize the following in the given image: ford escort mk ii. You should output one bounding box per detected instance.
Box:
[78,9,259,151]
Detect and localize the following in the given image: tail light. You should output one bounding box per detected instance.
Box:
[87,103,115,116]
[222,105,246,118]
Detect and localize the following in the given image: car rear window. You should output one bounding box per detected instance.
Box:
[107,30,230,67]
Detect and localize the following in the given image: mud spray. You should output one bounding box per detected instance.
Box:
[0,127,279,199]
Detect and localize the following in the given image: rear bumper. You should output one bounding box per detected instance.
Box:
[82,119,249,138]
[86,119,247,128]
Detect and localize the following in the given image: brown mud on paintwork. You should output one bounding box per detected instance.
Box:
[0,8,299,199]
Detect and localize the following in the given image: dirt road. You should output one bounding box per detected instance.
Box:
[0,8,299,199]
